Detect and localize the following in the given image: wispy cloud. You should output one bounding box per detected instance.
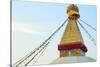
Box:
[12,21,45,35]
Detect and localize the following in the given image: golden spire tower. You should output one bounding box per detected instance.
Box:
[58,4,87,57]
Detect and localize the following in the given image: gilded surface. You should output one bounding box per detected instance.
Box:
[60,18,83,45]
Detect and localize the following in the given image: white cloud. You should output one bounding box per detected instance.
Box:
[12,21,45,35]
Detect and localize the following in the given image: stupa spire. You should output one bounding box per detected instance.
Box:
[58,4,87,57]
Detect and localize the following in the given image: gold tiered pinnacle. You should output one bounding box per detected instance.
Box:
[58,4,87,57]
[60,17,83,45]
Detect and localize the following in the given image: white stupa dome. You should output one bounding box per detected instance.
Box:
[51,56,96,64]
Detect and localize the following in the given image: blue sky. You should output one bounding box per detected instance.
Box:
[12,1,96,65]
